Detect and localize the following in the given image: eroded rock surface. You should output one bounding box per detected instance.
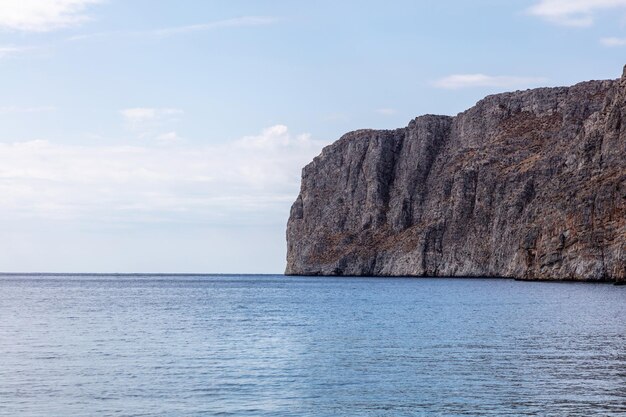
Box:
[286,67,626,282]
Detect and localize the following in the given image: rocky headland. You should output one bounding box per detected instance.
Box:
[286,67,626,282]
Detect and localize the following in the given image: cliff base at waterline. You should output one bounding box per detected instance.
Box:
[286,67,626,282]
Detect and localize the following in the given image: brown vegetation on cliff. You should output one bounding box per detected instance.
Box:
[286,67,626,282]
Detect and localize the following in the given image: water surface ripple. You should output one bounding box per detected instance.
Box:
[0,275,624,416]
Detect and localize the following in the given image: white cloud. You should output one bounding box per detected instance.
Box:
[121,107,184,140]
[0,45,27,58]
[121,107,183,124]
[0,125,327,224]
[433,74,547,90]
[0,0,103,32]
[376,108,396,116]
[155,131,182,144]
[68,16,279,41]
[600,36,626,46]
[153,16,280,37]
[0,105,55,113]
[528,0,626,27]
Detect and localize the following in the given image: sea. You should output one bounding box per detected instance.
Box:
[0,274,624,416]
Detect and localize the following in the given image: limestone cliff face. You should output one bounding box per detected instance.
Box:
[286,67,626,282]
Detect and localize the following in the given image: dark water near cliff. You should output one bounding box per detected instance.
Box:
[0,274,624,416]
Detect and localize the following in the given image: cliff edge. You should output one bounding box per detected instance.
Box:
[286,67,626,282]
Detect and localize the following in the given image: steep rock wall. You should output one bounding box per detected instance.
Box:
[286,68,626,282]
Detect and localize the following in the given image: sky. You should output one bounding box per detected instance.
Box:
[0,0,624,273]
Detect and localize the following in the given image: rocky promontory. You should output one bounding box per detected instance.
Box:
[286,67,626,282]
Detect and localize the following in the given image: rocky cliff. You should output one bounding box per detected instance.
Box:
[286,67,626,282]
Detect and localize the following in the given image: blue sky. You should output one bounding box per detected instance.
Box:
[0,0,624,273]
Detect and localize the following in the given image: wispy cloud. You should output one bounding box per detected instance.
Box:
[152,16,280,37]
[155,131,182,144]
[68,16,280,41]
[433,74,548,90]
[0,45,29,59]
[121,107,184,141]
[528,0,626,27]
[121,108,183,124]
[375,108,396,116]
[0,125,326,223]
[0,0,103,32]
[66,30,121,42]
[600,36,626,46]
[0,105,56,113]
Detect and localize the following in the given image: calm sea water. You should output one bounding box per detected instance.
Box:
[0,274,624,416]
